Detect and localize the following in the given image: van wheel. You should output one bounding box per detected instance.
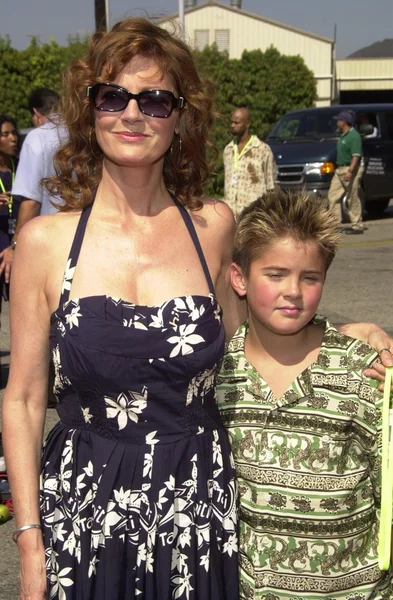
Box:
[365,199,389,217]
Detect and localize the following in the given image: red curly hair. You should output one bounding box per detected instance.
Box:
[44,18,215,211]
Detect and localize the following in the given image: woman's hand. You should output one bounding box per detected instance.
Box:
[0,192,10,204]
[336,322,393,388]
[18,531,47,599]
[363,338,393,390]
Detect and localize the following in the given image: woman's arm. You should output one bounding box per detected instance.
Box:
[2,217,54,599]
[210,201,247,341]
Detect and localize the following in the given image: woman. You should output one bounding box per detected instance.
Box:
[2,17,392,600]
[0,115,19,315]
[3,18,243,600]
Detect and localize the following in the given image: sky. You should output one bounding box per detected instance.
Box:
[1,0,393,58]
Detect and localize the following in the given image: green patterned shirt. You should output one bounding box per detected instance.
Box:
[217,317,392,600]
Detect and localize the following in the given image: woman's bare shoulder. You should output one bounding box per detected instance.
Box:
[191,197,235,238]
[17,210,82,251]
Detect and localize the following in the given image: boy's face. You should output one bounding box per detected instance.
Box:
[231,236,326,336]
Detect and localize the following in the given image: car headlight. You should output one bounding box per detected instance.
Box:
[304,162,335,175]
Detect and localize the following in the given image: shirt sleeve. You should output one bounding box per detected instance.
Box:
[264,147,276,191]
[359,353,383,508]
[349,132,362,157]
[11,133,44,204]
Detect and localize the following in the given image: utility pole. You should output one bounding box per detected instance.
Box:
[179,0,185,40]
[95,0,109,32]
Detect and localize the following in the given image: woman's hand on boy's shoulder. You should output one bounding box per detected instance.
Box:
[336,322,393,389]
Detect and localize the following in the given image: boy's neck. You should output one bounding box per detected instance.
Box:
[246,315,322,366]
[245,316,324,399]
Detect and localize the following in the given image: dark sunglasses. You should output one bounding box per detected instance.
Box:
[87,83,185,118]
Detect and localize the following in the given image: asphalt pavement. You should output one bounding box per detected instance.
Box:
[0,201,392,599]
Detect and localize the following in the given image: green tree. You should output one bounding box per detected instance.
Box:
[0,36,88,128]
[194,45,317,197]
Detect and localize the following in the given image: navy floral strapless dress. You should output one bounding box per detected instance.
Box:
[41,200,239,599]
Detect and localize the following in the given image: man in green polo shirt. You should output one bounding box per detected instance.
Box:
[328,110,364,234]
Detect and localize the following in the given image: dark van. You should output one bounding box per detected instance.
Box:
[267,104,393,216]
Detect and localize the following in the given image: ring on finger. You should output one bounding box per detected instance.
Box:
[379,348,391,355]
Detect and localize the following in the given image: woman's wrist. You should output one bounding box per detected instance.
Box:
[14,526,44,552]
[13,523,42,544]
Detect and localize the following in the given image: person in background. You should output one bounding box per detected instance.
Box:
[218,189,393,599]
[0,88,68,282]
[0,115,21,319]
[328,110,364,235]
[359,112,379,138]
[223,106,275,218]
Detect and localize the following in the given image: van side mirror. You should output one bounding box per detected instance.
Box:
[359,124,374,136]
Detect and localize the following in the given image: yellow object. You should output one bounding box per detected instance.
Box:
[378,365,393,570]
[320,162,335,175]
[0,503,10,522]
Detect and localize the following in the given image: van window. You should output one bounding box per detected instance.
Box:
[274,118,300,139]
[269,111,341,140]
[356,112,380,138]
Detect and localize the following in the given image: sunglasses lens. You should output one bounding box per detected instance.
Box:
[94,86,128,111]
[138,91,174,118]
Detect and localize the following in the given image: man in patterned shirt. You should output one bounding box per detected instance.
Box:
[217,189,392,600]
[223,107,276,217]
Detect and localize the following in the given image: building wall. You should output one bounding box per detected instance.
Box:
[160,5,334,105]
[336,58,393,92]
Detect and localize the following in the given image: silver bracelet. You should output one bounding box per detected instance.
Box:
[12,524,42,544]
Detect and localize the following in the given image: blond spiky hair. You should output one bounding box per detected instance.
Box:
[232,189,341,275]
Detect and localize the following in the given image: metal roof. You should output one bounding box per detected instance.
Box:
[156,0,334,45]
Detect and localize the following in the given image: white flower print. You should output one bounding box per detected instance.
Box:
[105,388,147,430]
[167,324,205,358]
[136,543,154,572]
[113,487,131,510]
[200,549,210,572]
[81,407,93,424]
[178,526,192,549]
[145,430,159,445]
[143,450,154,479]
[185,296,206,322]
[61,259,75,295]
[49,560,74,600]
[171,547,187,572]
[123,313,148,330]
[222,532,238,557]
[88,556,99,578]
[52,345,71,395]
[214,305,221,322]
[172,565,194,599]
[65,303,82,329]
[137,542,147,566]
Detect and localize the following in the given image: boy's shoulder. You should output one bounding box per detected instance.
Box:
[319,316,379,370]
[225,321,247,356]
[222,316,380,381]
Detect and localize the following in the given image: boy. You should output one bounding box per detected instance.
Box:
[217,190,392,599]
